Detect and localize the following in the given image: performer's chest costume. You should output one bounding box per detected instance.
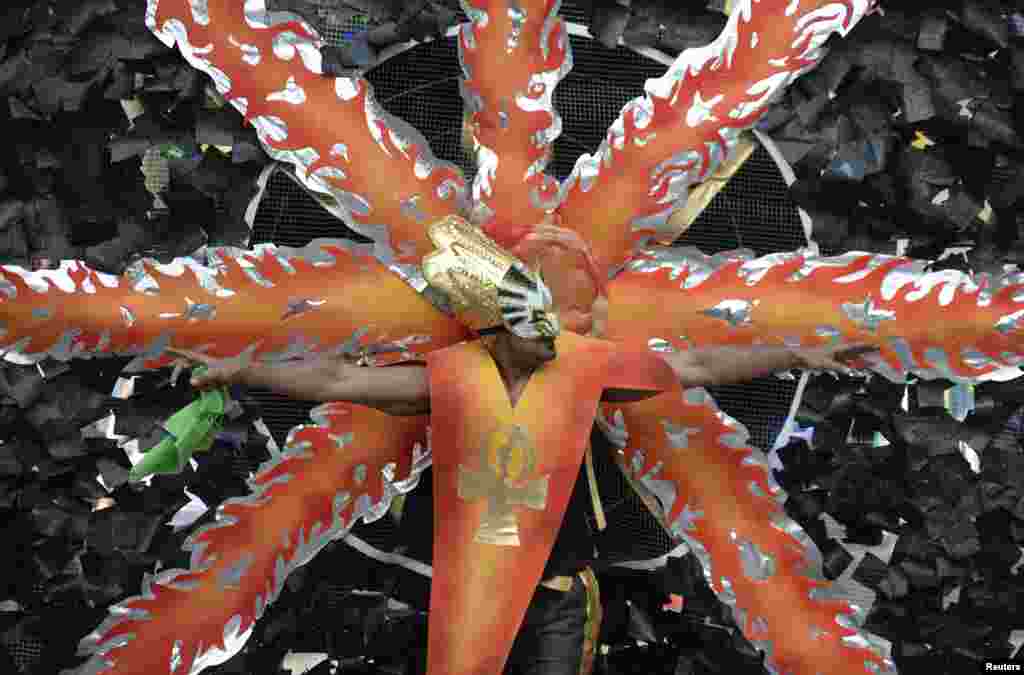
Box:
[425,332,676,674]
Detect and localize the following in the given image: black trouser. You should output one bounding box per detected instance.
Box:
[504,574,591,675]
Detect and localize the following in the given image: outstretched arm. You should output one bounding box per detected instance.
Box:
[168,348,430,416]
[658,343,880,388]
[601,342,880,401]
[662,345,798,388]
[323,362,431,416]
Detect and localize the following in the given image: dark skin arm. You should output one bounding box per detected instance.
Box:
[169,347,656,414]
[167,347,432,417]
[169,342,879,415]
[327,362,432,416]
[601,342,881,403]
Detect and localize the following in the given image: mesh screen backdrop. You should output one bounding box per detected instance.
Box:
[247,6,803,563]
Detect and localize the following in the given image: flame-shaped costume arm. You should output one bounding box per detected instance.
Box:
[555,0,874,277]
[0,241,469,370]
[75,403,430,674]
[598,242,1024,674]
[148,0,468,264]
[600,392,895,675]
[604,245,1024,383]
[457,0,570,243]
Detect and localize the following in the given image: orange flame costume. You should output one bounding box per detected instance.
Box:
[0,0,1013,673]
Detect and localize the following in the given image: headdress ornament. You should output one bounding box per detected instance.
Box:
[422,216,559,340]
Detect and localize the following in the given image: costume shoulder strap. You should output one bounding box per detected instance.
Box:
[561,332,678,394]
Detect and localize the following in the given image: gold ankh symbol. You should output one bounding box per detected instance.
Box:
[457,424,550,546]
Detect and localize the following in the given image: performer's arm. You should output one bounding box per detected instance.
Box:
[322,361,431,416]
[169,347,430,415]
[659,343,880,387]
[661,346,798,387]
[244,358,431,415]
[603,343,879,399]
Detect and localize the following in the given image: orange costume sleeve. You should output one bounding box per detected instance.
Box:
[148,0,468,265]
[459,0,569,234]
[600,389,895,675]
[75,403,429,674]
[551,0,874,283]
[605,245,1024,382]
[0,240,470,369]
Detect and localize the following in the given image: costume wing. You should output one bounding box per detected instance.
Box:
[148,0,468,265]
[457,0,570,242]
[599,243,1024,675]
[554,0,875,279]
[604,245,1024,382]
[0,241,470,371]
[75,403,430,675]
[599,391,894,675]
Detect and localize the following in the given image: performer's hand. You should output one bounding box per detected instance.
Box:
[166,347,248,391]
[796,343,880,376]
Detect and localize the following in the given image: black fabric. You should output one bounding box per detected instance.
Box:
[541,427,603,580]
[504,574,588,675]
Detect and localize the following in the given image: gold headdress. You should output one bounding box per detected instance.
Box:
[422,216,560,339]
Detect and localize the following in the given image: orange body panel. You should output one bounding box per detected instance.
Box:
[425,332,673,675]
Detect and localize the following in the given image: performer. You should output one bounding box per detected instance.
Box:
[66,2,918,672]
[170,216,877,675]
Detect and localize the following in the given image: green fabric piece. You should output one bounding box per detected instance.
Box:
[157,143,189,160]
[128,364,230,482]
